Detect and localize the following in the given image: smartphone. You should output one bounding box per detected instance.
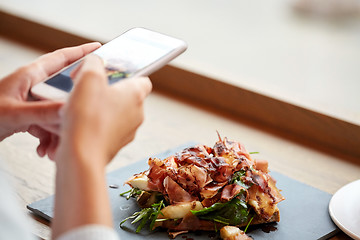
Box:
[31,27,187,100]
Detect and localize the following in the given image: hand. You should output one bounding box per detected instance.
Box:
[0,42,101,158]
[57,54,152,167]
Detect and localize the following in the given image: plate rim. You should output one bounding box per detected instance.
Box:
[329,179,360,240]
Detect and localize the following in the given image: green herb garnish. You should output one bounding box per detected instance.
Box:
[120,188,142,200]
[230,170,250,189]
[120,200,165,233]
[244,215,254,233]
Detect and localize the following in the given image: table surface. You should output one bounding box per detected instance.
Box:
[0,36,359,240]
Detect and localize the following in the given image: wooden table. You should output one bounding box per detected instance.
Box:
[0,36,359,240]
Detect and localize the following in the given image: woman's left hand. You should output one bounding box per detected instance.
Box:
[0,42,101,159]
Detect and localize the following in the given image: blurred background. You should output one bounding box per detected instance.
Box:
[1,0,360,125]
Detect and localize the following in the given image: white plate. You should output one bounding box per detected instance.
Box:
[329,179,360,239]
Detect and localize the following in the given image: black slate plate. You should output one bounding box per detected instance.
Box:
[27,143,339,240]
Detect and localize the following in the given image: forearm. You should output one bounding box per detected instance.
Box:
[52,148,112,239]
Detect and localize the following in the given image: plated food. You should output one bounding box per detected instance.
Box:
[120,136,284,239]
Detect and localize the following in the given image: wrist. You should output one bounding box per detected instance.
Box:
[53,145,113,238]
[55,136,109,171]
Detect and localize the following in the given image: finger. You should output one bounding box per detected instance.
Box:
[72,54,106,86]
[41,124,60,135]
[69,60,83,80]
[29,42,102,85]
[64,55,106,116]
[47,134,59,160]
[18,101,63,126]
[136,77,153,96]
[111,77,152,100]
[28,125,51,157]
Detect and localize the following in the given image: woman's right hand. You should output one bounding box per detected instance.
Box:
[57,54,152,167]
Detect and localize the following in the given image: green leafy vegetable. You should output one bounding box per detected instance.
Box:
[249,151,259,154]
[120,200,165,233]
[120,188,142,200]
[191,196,249,226]
[190,172,250,226]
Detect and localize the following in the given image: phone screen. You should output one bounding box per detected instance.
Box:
[45,28,182,92]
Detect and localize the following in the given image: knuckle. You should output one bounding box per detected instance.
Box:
[129,133,136,142]
[16,63,43,85]
[135,117,144,129]
[53,49,71,66]
[17,64,34,76]
[134,112,145,130]
[133,83,147,104]
[81,70,103,80]
[139,111,145,124]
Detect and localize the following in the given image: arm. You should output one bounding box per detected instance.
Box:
[52,55,152,238]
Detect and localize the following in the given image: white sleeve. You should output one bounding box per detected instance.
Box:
[57,225,120,240]
[0,157,120,240]
[0,160,36,240]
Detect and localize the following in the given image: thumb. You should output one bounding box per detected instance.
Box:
[18,101,63,126]
[72,54,106,86]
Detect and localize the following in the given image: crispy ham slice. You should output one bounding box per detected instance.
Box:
[146,158,168,192]
[200,181,227,199]
[127,140,283,210]
[163,176,197,204]
[125,136,284,234]
[221,184,247,202]
[214,138,252,163]
[175,164,210,195]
